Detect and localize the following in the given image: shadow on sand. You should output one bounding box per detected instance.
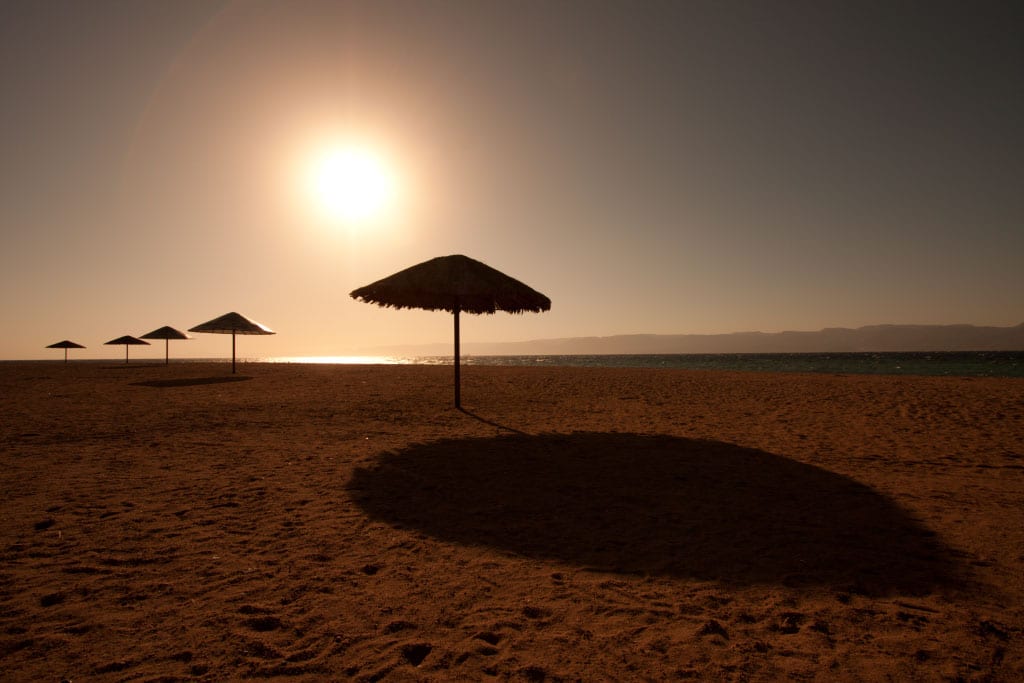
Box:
[457,407,528,435]
[348,432,966,595]
[131,376,254,388]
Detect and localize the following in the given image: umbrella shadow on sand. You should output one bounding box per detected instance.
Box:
[131,376,254,388]
[348,433,969,596]
[456,407,529,435]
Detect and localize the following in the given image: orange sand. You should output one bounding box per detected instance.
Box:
[1,362,1022,681]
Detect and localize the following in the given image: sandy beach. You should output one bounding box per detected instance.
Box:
[1,362,1021,681]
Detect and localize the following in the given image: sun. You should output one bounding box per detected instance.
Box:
[309,145,395,223]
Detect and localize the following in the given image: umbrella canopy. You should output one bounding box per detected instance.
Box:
[104,335,150,364]
[189,312,275,373]
[47,340,85,349]
[350,254,551,314]
[351,254,551,407]
[46,340,85,363]
[140,326,191,365]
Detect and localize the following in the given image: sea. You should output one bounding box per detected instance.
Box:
[19,352,1024,377]
[259,351,1024,378]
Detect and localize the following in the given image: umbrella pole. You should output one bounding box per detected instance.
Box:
[454,306,461,408]
[125,345,129,364]
[64,348,68,364]
[232,331,236,374]
[165,339,169,365]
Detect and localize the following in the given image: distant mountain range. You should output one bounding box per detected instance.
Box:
[370,323,1024,356]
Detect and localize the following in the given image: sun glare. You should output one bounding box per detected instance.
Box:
[309,146,395,223]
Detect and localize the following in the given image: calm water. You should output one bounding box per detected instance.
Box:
[262,352,1022,377]
[410,352,1024,377]
[20,352,1024,377]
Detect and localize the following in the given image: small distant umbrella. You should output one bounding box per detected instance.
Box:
[189,311,275,374]
[46,340,85,364]
[350,254,551,407]
[140,326,191,365]
[105,335,150,364]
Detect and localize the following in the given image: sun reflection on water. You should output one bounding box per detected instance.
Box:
[258,356,411,365]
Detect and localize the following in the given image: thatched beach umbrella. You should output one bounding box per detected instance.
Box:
[46,340,85,363]
[350,254,551,407]
[140,326,191,365]
[189,311,275,374]
[105,335,150,364]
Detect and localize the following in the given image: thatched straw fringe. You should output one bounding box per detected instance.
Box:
[189,312,275,335]
[350,255,551,315]
[140,326,190,341]
[46,340,85,349]
[105,335,150,346]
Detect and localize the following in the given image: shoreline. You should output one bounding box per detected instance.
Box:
[7,349,1024,379]
[2,363,1022,680]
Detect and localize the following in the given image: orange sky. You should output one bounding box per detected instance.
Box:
[2,1,1021,360]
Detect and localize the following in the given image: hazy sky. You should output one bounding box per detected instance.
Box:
[2,0,1021,360]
